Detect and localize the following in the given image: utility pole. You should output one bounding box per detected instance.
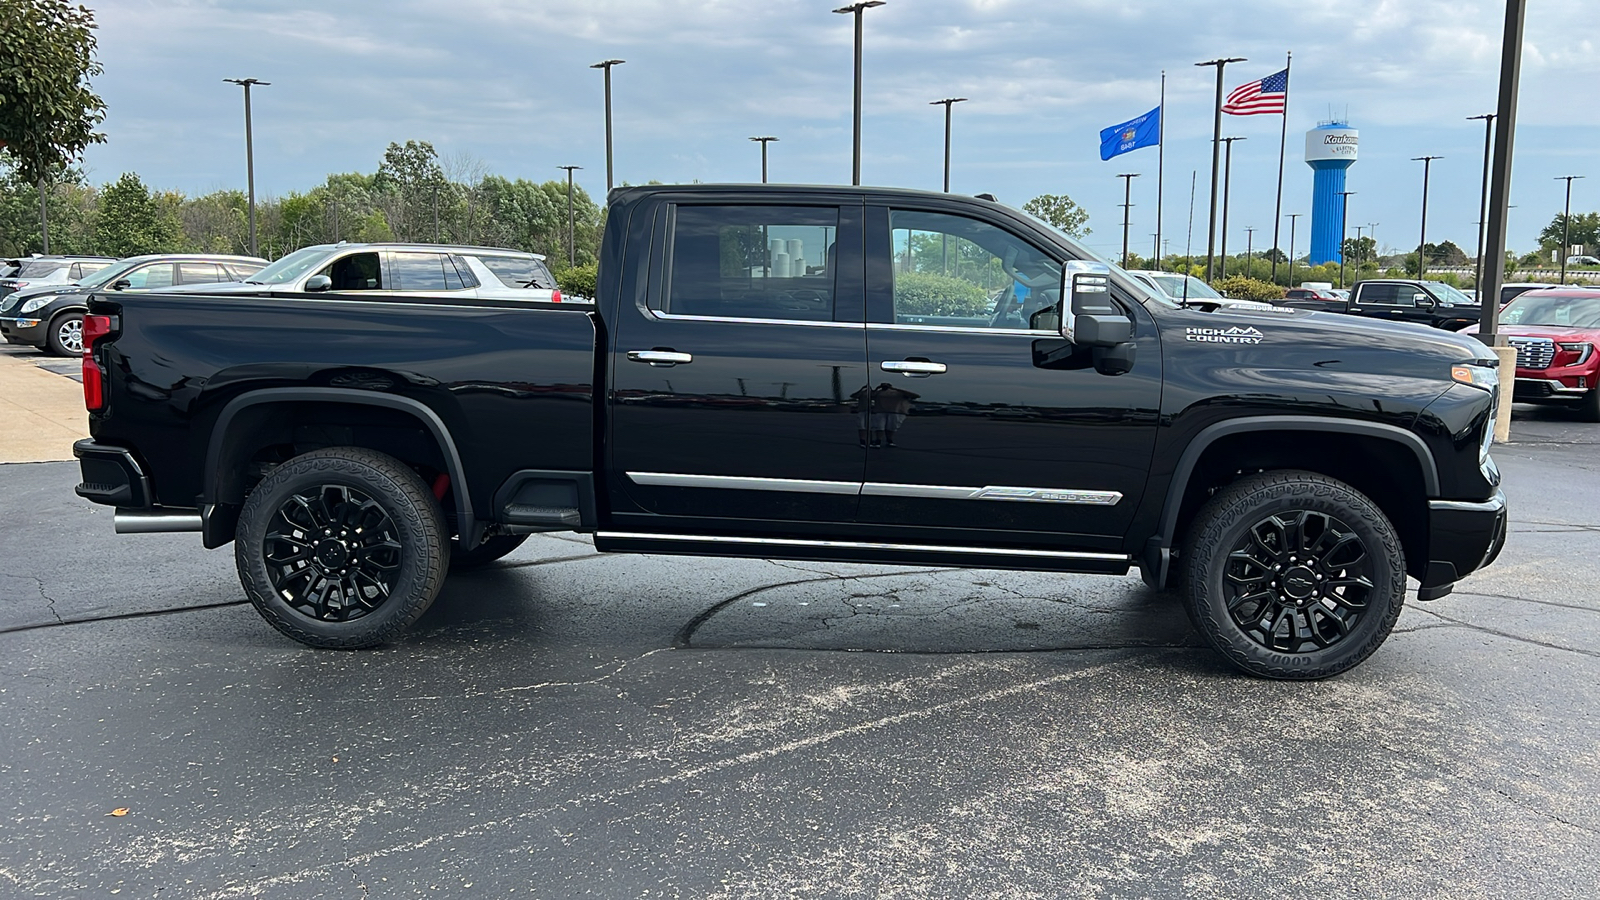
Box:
[558,165,582,267]
[1117,173,1140,268]
[1338,190,1356,288]
[1219,136,1245,279]
[1469,113,1497,291]
[1412,156,1442,279]
[1557,175,1585,285]
[930,97,967,192]
[1286,212,1302,287]
[590,60,625,192]
[1245,226,1255,277]
[834,1,886,186]
[749,136,778,183]
[1195,56,1247,282]
[224,78,270,256]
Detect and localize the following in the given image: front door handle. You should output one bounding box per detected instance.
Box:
[881,360,947,377]
[628,349,693,367]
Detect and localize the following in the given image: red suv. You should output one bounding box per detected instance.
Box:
[1471,287,1600,420]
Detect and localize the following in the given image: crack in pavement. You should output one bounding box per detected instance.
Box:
[343,648,675,703]
[0,598,250,637]
[1449,589,1600,616]
[29,575,63,625]
[673,568,964,649]
[1410,606,1600,660]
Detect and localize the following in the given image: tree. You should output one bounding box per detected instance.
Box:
[1261,247,1288,264]
[375,140,446,241]
[1538,212,1600,251]
[0,0,107,250]
[95,173,182,256]
[1022,194,1090,238]
[1341,236,1376,265]
[1422,240,1467,266]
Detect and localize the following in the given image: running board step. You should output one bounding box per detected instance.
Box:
[503,504,582,528]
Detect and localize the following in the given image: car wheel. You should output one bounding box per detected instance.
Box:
[46,312,83,356]
[235,447,447,648]
[449,533,529,570]
[1182,470,1405,680]
[1581,388,1600,423]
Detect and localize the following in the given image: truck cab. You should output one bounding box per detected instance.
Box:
[1345,280,1481,331]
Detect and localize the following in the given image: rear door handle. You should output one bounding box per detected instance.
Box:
[881,360,947,377]
[628,350,693,366]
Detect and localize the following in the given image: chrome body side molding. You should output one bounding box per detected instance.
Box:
[626,472,1123,506]
[595,531,1129,563]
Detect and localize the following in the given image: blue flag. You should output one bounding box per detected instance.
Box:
[1099,106,1161,160]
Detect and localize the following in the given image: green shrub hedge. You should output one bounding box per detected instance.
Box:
[1213,275,1286,302]
[894,271,992,316]
[554,263,598,299]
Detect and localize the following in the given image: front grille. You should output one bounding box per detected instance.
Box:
[1508,336,1555,370]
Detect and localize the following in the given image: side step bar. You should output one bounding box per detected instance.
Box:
[114,509,203,534]
[593,531,1131,575]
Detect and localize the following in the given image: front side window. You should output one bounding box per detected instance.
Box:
[121,263,176,289]
[665,205,837,321]
[889,209,1061,330]
[318,252,383,291]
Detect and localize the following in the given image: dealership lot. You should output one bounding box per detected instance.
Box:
[1,357,1597,898]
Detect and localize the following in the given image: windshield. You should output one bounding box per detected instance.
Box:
[1500,293,1600,328]
[78,258,147,289]
[1147,273,1223,301]
[248,246,339,285]
[1424,281,1474,306]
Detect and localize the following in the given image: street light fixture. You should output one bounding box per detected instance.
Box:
[1468,113,1497,291]
[1117,173,1141,269]
[224,77,270,256]
[1557,175,1586,285]
[1412,156,1442,279]
[558,165,582,267]
[929,97,967,192]
[749,137,778,183]
[1338,190,1356,289]
[590,59,625,192]
[833,1,886,186]
[1195,56,1247,282]
[1218,136,1245,278]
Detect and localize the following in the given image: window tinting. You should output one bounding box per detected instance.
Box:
[448,256,480,289]
[479,256,552,290]
[889,209,1062,330]
[178,262,226,284]
[665,205,838,321]
[390,252,459,292]
[1358,284,1405,306]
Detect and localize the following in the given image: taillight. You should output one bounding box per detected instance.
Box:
[82,314,112,411]
[551,288,563,303]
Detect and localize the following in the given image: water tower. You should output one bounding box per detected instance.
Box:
[1305,121,1359,266]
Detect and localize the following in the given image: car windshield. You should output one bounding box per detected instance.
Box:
[78,259,147,289]
[1424,282,1474,306]
[1147,273,1223,301]
[1500,293,1600,328]
[247,246,339,285]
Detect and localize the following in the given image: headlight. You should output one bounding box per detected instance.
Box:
[1451,362,1499,392]
[1557,342,1594,365]
[18,294,58,313]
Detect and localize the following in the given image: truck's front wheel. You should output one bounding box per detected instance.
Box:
[1182,471,1405,680]
[235,447,448,648]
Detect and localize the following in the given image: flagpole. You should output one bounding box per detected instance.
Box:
[1271,51,1292,285]
[1157,70,1165,272]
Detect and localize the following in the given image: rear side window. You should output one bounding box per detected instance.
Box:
[178,262,227,284]
[390,252,471,292]
[18,259,69,278]
[478,256,550,289]
[664,205,838,321]
[1358,284,1403,306]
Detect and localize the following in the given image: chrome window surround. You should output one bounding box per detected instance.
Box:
[627,472,1122,506]
[645,311,1058,337]
[597,531,1129,562]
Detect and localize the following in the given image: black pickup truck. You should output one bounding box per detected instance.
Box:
[72,185,1507,679]
[1280,279,1482,331]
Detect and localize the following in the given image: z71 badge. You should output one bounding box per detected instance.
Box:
[1185,326,1265,344]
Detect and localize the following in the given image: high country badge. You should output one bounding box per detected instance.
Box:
[1185,326,1265,344]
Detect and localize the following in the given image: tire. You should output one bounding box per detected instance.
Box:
[1580,388,1600,423]
[46,311,83,357]
[1181,470,1405,680]
[235,447,448,648]
[449,533,529,570]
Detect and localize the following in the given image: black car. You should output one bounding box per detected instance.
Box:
[0,253,266,355]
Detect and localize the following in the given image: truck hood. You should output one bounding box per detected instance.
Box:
[1167,303,1496,372]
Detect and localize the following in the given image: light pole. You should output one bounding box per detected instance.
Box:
[1469,113,1497,291]
[930,97,967,192]
[1412,156,1442,279]
[590,59,625,192]
[1286,212,1302,287]
[834,2,886,186]
[1218,136,1245,278]
[1556,175,1586,284]
[1368,222,1380,260]
[1195,56,1247,282]
[224,78,270,256]
[558,165,582,267]
[1338,190,1355,288]
[1117,173,1140,269]
[1245,226,1255,277]
[749,136,778,183]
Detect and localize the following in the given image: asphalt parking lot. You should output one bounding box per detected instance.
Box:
[1,345,1597,898]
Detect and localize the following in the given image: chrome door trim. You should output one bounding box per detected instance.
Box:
[651,310,865,329]
[880,360,948,375]
[596,531,1130,562]
[627,350,694,365]
[628,472,861,495]
[863,483,1123,506]
[867,323,1053,337]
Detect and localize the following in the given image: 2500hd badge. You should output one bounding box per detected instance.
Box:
[1186,326,1265,344]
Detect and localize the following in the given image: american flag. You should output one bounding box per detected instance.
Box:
[1222,68,1289,116]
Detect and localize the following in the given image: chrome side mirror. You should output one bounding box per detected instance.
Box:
[1059,260,1132,347]
[304,274,333,292]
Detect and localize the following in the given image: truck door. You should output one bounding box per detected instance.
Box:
[609,199,869,527]
[856,204,1162,546]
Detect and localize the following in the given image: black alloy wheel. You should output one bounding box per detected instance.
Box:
[1183,470,1405,680]
[236,447,447,648]
[48,312,83,356]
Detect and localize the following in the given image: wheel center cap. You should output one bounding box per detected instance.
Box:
[1282,566,1317,600]
[315,540,349,569]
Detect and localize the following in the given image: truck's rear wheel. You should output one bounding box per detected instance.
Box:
[1182,470,1405,680]
[235,447,447,648]
[450,533,529,570]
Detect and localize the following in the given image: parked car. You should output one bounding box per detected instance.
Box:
[0,255,116,299]
[1463,287,1600,420]
[0,254,266,355]
[75,183,1506,680]
[1500,282,1558,306]
[1338,280,1481,330]
[1126,269,1279,311]
[1279,286,1344,311]
[1565,255,1600,267]
[167,242,566,303]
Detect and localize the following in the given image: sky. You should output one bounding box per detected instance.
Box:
[83,0,1600,260]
